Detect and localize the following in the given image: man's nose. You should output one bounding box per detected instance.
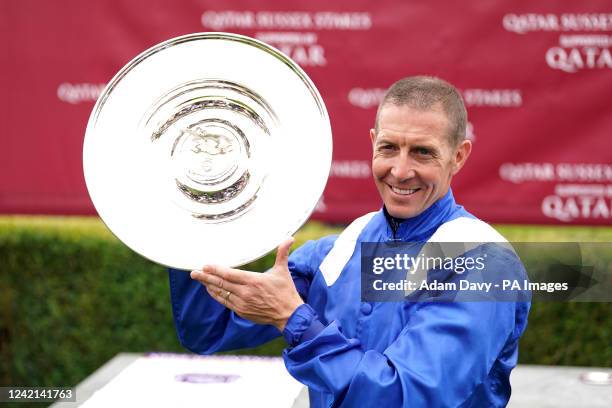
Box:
[390,156,416,181]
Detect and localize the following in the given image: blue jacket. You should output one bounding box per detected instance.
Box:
[169,190,530,407]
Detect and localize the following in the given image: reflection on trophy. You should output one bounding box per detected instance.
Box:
[83,33,332,270]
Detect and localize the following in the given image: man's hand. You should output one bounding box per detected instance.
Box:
[190,237,304,332]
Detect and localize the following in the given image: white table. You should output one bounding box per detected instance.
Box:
[51,354,610,407]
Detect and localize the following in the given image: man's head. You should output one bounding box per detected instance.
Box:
[370,76,472,219]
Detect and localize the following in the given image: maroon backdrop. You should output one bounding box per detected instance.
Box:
[2,0,611,225]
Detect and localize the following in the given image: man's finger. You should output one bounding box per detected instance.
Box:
[203,264,253,285]
[274,237,295,268]
[192,270,245,296]
[204,282,223,298]
[203,280,245,300]
[205,284,238,310]
[190,270,218,286]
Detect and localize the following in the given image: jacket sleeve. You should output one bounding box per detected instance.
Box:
[168,240,320,354]
[283,246,530,407]
[283,300,528,407]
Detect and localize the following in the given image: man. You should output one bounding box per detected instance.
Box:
[169,76,530,407]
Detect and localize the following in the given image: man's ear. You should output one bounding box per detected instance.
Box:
[451,139,472,175]
[369,128,377,147]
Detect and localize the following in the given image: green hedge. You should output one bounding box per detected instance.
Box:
[0,217,610,389]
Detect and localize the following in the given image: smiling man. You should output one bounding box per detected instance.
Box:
[370,92,471,220]
[169,76,530,407]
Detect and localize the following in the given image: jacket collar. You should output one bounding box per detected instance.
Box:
[382,189,457,241]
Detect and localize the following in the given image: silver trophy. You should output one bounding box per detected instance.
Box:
[83,33,332,269]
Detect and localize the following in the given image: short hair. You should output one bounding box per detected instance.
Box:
[374,76,467,146]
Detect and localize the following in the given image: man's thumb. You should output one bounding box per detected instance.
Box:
[274,237,295,269]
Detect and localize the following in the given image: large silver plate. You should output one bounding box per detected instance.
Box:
[83,33,332,269]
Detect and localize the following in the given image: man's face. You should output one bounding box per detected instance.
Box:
[370,104,471,219]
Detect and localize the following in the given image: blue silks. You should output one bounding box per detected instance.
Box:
[169,190,530,407]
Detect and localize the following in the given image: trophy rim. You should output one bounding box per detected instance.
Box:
[89,32,328,129]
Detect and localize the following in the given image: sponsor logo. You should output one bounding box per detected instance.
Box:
[57,83,105,104]
[201,11,372,31]
[462,89,522,107]
[542,194,611,222]
[347,87,522,142]
[348,88,523,109]
[500,163,612,184]
[499,162,612,221]
[502,13,612,73]
[255,32,326,66]
[347,87,386,109]
[174,373,240,384]
[330,160,371,179]
[546,45,612,73]
[503,13,612,34]
[201,10,373,67]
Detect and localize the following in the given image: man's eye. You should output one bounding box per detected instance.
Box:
[379,144,395,151]
[415,147,431,155]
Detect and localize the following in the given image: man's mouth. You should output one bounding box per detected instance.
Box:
[389,185,421,196]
